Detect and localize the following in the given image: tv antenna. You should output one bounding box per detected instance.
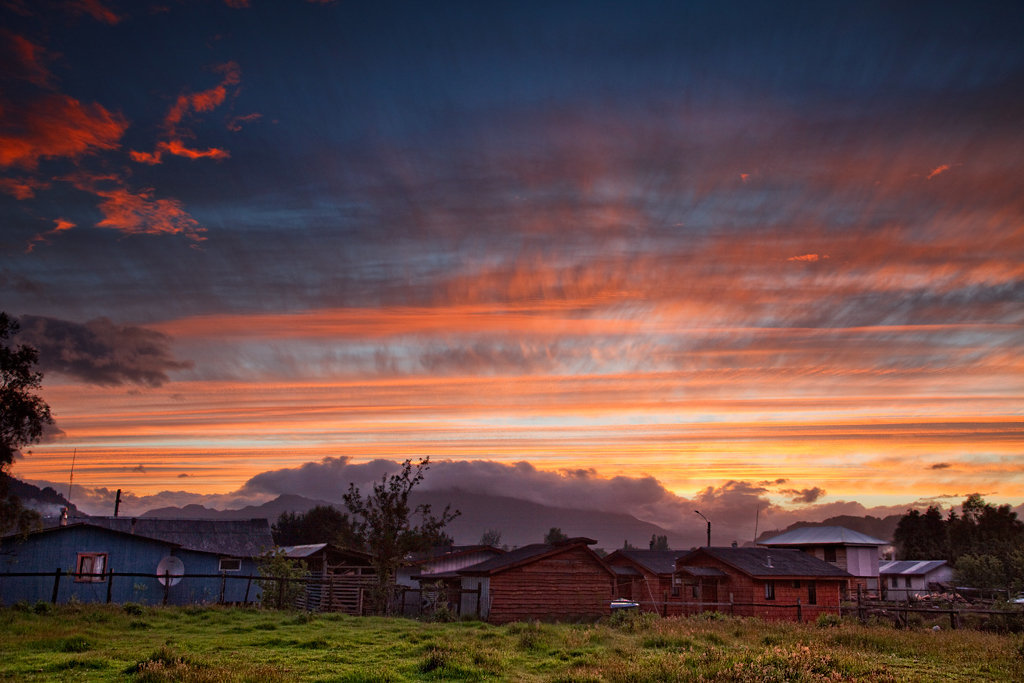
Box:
[67,448,77,504]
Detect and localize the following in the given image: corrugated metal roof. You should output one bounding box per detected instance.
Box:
[688,547,852,578]
[280,543,328,558]
[73,517,274,558]
[680,566,727,577]
[759,526,887,547]
[458,540,610,577]
[879,560,948,575]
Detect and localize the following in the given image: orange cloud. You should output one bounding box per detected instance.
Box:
[26,217,76,252]
[227,112,262,131]
[0,176,48,199]
[927,164,951,180]
[5,34,52,87]
[67,0,121,24]
[94,187,206,240]
[787,253,827,262]
[0,94,128,169]
[159,139,230,161]
[133,62,241,165]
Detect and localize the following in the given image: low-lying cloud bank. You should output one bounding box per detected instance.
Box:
[36,456,1017,547]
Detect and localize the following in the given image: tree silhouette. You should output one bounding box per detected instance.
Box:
[1,313,54,535]
[544,527,568,544]
[343,457,459,614]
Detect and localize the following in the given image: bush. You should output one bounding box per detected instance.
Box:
[32,600,51,614]
[255,549,308,609]
[816,613,842,628]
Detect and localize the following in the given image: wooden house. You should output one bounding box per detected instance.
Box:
[456,537,615,624]
[604,549,691,615]
[0,518,273,606]
[879,560,953,600]
[758,526,886,594]
[394,545,505,618]
[676,546,850,622]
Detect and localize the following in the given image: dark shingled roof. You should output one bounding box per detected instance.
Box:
[608,549,691,575]
[72,517,274,558]
[459,540,612,577]
[687,547,851,578]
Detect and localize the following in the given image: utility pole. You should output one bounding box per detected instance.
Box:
[694,510,711,547]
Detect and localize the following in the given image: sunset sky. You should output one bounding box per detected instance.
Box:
[2,1,1022,542]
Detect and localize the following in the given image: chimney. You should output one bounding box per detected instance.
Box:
[113,489,122,517]
[59,507,68,526]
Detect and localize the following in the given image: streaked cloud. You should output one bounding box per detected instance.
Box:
[17,315,193,386]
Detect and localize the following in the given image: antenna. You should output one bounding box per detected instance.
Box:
[67,448,77,504]
[754,505,760,543]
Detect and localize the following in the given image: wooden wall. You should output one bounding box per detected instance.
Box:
[485,546,613,624]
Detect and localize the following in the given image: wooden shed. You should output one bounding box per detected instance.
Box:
[676,546,850,622]
[457,537,614,624]
[280,543,376,613]
[604,549,691,615]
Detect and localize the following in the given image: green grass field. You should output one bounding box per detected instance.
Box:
[1,604,1021,682]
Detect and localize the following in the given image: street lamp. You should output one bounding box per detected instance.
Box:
[694,510,710,547]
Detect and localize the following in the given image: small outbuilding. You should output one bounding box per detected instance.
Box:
[879,560,953,600]
[457,537,615,624]
[280,543,376,613]
[676,546,850,622]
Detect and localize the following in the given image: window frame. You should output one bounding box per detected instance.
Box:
[75,552,108,582]
[218,557,242,572]
[807,580,817,605]
[823,547,837,563]
[764,580,776,600]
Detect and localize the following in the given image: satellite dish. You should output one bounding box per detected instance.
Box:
[156,556,185,586]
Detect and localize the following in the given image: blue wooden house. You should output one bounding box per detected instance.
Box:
[0,517,274,606]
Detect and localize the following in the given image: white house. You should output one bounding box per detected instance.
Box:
[879,560,953,600]
[759,526,888,594]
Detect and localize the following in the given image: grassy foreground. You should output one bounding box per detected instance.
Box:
[1,604,1022,682]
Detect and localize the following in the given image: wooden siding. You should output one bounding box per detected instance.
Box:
[677,554,843,622]
[485,546,613,624]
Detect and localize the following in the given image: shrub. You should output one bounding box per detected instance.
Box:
[816,613,842,628]
[123,602,145,616]
[32,600,51,614]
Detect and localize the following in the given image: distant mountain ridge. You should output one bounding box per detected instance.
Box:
[756,514,900,544]
[140,489,679,550]
[2,474,81,517]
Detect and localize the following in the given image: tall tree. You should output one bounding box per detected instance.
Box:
[343,457,459,614]
[1,313,54,535]
[544,527,568,544]
[272,505,360,548]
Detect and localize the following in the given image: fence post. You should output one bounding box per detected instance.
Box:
[476,582,482,619]
[51,567,62,604]
[729,592,734,616]
[106,568,114,603]
[163,570,170,605]
[244,575,252,605]
[218,573,226,604]
[797,598,802,623]
[277,577,285,609]
[949,609,957,630]
[857,587,864,622]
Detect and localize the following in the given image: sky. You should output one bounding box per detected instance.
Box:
[2,0,1023,543]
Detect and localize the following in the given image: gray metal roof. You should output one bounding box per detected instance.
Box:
[759,526,887,547]
[73,517,274,558]
[458,540,609,577]
[688,547,852,578]
[879,560,948,576]
[280,543,328,558]
[680,566,727,577]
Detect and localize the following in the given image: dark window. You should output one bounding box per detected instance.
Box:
[764,581,776,600]
[691,584,700,599]
[905,576,912,588]
[75,552,107,582]
[792,580,801,589]
[823,547,837,563]
[891,576,898,588]
[219,558,242,572]
[807,581,817,605]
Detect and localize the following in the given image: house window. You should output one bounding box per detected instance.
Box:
[891,576,899,588]
[75,553,107,582]
[219,558,242,572]
[792,580,801,589]
[691,584,700,599]
[764,581,776,600]
[823,547,837,563]
[807,581,817,605]
[904,576,912,588]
